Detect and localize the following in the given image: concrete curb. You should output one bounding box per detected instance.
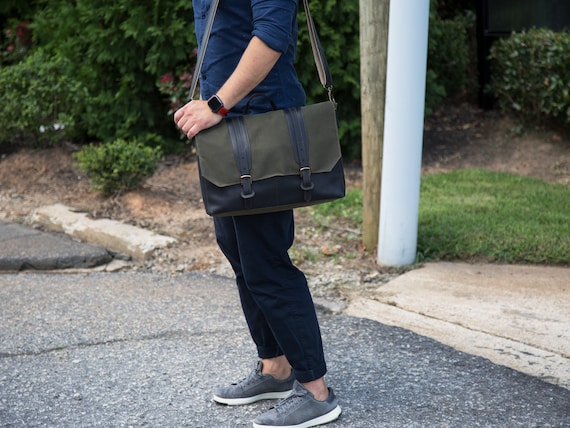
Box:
[346,297,570,390]
[28,204,176,261]
[345,262,570,390]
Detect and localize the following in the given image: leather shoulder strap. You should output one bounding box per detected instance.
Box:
[188,0,220,102]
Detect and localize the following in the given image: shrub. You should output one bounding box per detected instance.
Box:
[74,137,162,196]
[31,0,196,144]
[489,28,570,126]
[0,49,88,146]
[426,3,474,114]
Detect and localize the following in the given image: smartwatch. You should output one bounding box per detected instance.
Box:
[207,94,229,117]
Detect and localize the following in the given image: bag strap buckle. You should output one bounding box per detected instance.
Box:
[299,167,314,192]
[240,175,255,199]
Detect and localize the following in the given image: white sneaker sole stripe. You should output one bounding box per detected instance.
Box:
[213,390,292,406]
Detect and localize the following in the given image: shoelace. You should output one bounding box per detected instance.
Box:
[273,389,308,414]
[233,367,263,388]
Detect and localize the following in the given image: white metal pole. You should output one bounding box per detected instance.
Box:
[377,0,430,266]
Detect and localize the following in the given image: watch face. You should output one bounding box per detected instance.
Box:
[208,96,223,112]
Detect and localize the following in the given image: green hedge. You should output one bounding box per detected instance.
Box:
[30,0,365,155]
[489,28,570,126]
[0,49,88,146]
[31,0,196,143]
[2,0,473,159]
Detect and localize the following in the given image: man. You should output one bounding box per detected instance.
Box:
[174,1,341,426]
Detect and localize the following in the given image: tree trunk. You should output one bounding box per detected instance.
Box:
[360,0,390,251]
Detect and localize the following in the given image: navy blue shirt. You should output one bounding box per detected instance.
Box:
[192,0,306,115]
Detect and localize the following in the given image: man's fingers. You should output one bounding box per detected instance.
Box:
[173,100,221,139]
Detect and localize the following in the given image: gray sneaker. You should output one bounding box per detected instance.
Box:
[213,361,295,406]
[252,381,342,428]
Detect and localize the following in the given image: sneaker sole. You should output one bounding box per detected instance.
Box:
[213,390,292,406]
[252,404,342,428]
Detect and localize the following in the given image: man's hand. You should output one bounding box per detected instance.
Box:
[174,100,223,140]
[174,36,281,140]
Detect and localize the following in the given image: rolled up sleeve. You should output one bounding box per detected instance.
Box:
[251,0,299,53]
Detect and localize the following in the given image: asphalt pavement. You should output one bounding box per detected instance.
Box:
[0,219,569,427]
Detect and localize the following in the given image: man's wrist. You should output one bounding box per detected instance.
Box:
[207,94,229,116]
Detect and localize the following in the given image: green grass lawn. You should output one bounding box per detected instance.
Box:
[311,169,570,265]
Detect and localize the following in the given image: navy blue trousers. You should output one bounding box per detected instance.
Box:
[214,210,327,383]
